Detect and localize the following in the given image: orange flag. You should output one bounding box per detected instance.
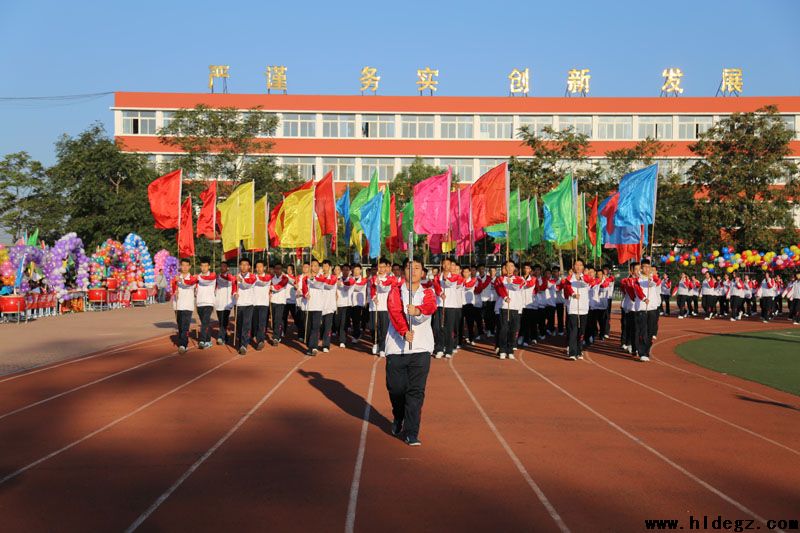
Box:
[471,162,508,230]
[148,169,182,229]
[178,196,195,258]
[196,181,217,239]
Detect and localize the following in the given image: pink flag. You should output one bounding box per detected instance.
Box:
[455,186,472,256]
[429,234,444,254]
[413,168,451,235]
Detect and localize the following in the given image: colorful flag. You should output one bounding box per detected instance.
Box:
[336,185,351,245]
[413,167,451,235]
[381,183,394,241]
[178,196,195,258]
[615,164,658,228]
[542,174,577,245]
[268,200,283,247]
[386,194,401,253]
[26,228,39,247]
[471,162,508,230]
[315,171,337,250]
[401,201,414,240]
[196,180,217,239]
[244,195,268,251]
[360,191,383,259]
[453,186,472,256]
[528,195,542,246]
[147,169,182,229]
[276,188,314,248]
[351,170,379,232]
[217,181,254,253]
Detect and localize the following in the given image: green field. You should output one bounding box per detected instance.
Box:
[675,329,800,396]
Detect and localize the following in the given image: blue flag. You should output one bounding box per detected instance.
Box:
[615,164,658,228]
[600,194,645,245]
[336,185,351,245]
[359,191,383,259]
[14,251,26,290]
[542,204,554,242]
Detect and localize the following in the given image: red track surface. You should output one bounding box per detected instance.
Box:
[0,316,798,532]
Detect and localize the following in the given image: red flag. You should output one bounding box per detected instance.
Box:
[178,196,195,258]
[268,200,284,247]
[284,178,313,197]
[616,243,642,264]
[196,181,217,239]
[600,192,620,234]
[385,194,400,252]
[587,194,599,247]
[471,162,508,230]
[315,171,337,249]
[148,169,182,229]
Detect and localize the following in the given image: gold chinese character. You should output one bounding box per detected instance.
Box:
[508,68,530,95]
[566,68,591,96]
[360,66,380,93]
[661,67,684,96]
[416,67,439,94]
[208,65,229,92]
[719,68,743,96]
[266,65,288,93]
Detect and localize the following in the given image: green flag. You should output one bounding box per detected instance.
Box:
[350,170,379,232]
[380,183,392,240]
[542,174,577,245]
[529,195,542,246]
[401,201,414,238]
[508,189,521,250]
[27,228,39,246]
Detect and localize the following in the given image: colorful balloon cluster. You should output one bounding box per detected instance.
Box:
[89,239,127,289]
[5,245,45,293]
[123,233,155,288]
[43,233,90,301]
[660,244,800,273]
[0,244,13,287]
[153,249,178,285]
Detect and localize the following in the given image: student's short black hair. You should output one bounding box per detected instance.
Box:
[199,257,210,265]
[392,263,401,269]
[273,262,283,268]
[522,262,532,269]
[311,259,320,265]
[640,259,651,266]
[352,263,362,270]
[256,260,266,267]
[379,257,391,266]
[629,262,639,269]
[533,264,542,270]
[303,261,310,266]
[180,258,191,264]
[322,259,332,267]
[239,258,251,266]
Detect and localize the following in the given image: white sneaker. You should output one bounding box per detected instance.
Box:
[569,355,577,361]
[522,342,529,347]
[445,353,452,359]
[435,352,443,359]
[379,351,386,358]
[603,335,610,339]
[651,336,657,340]
[704,317,711,321]
[516,337,524,346]
[730,318,736,322]
[322,347,330,353]
[339,343,346,348]
[372,344,378,355]
[558,331,565,337]
[456,345,461,350]
[499,353,507,359]
[678,315,685,319]
[494,347,500,354]
[640,356,650,362]
[487,332,494,337]
[508,353,515,360]
[577,354,584,360]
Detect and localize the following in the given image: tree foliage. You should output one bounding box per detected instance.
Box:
[0,152,63,242]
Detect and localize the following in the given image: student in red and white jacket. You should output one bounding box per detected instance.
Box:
[475,265,496,337]
[585,268,612,346]
[269,263,291,345]
[440,261,464,358]
[494,260,524,360]
[214,261,236,345]
[462,267,480,346]
[701,271,718,320]
[370,257,397,357]
[302,259,337,355]
[335,263,355,348]
[251,260,274,350]
[385,258,437,446]
[759,272,777,323]
[350,264,368,339]
[234,258,257,355]
[659,273,672,316]
[729,272,746,321]
[172,258,197,353]
[195,257,217,349]
[561,259,596,360]
[788,271,800,325]
[676,273,692,319]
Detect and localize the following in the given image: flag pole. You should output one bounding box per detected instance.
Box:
[408,230,414,349]
[649,164,660,261]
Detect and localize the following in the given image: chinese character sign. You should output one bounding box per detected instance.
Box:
[208,65,230,92]
[566,68,590,96]
[661,67,684,96]
[417,67,439,94]
[360,66,380,93]
[719,68,743,96]
[508,68,530,95]
[266,65,288,93]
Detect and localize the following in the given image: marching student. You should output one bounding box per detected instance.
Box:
[644,265,662,340]
[462,266,479,345]
[469,265,485,340]
[335,263,355,348]
[552,266,566,336]
[214,261,236,345]
[788,271,800,325]
[586,268,612,345]
[701,271,717,320]
[234,258,257,356]
[195,257,217,349]
[385,258,437,446]
[632,261,651,361]
[729,272,746,321]
[599,266,615,339]
[774,275,784,317]
[745,274,757,316]
[319,260,338,352]
[660,273,672,316]
[542,268,557,336]
[441,260,464,358]
[619,270,636,352]
[561,259,593,360]
[720,274,731,317]
[676,272,692,319]
[252,260,273,350]
[302,259,324,356]
[690,275,701,316]
[518,263,537,346]
[270,263,290,345]
[172,258,197,353]
[476,264,496,338]
[759,271,777,323]
[370,257,395,357]
[494,260,524,360]
[350,264,368,340]
[283,263,298,338]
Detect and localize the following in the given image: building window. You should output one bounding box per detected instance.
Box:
[677,116,713,139]
[362,114,395,138]
[638,116,673,139]
[440,158,474,182]
[558,116,593,137]
[400,157,435,170]
[780,115,797,138]
[322,157,355,181]
[122,110,156,135]
[440,115,474,139]
[479,115,513,139]
[282,113,316,137]
[322,114,355,138]
[518,116,553,138]
[479,159,506,176]
[282,156,316,181]
[361,158,395,181]
[401,115,434,138]
[161,111,175,131]
[597,116,633,140]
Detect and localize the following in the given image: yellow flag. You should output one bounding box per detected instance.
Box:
[350,229,363,255]
[312,219,326,261]
[243,195,267,251]
[217,181,255,253]
[278,188,314,248]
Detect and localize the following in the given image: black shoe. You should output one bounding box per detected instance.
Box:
[404,435,422,446]
[391,419,403,437]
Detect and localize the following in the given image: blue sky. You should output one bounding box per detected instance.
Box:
[1,0,798,165]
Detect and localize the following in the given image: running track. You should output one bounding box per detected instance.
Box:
[0,316,797,532]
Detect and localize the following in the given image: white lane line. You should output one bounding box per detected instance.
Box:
[0,354,237,486]
[126,356,309,532]
[0,352,179,422]
[517,353,777,530]
[345,357,381,533]
[449,358,570,533]
[650,333,793,405]
[0,335,168,384]
[585,354,800,456]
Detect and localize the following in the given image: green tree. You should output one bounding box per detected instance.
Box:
[0,152,64,242]
[391,156,447,204]
[688,106,798,251]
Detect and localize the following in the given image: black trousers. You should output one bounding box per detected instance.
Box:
[473,305,485,335]
[677,295,688,317]
[567,313,587,356]
[372,310,389,352]
[443,307,459,355]
[306,310,322,351]
[622,310,636,348]
[497,308,520,355]
[464,304,478,341]
[586,308,603,342]
[252,305,268,343]
[790,299,800,321]
[534,307,546,338]
[321,312,334,349]
[545,305,556,334]
[335,306,350,343]
[605,299,613,334]
[720,297,730,316]
[350,305,363,338]
[760,297,774,321]
[481,303,496,335]
[661,295,671,315]
[285,302,299,335]
[596,306,610,338]
[634,311,650,357]
[386,351,431,439]
[647,309,659,338]
[702,295,716,316]
[730,296,743,318]
[271,303,285,341]
[433,308,444,353]
[176,309,192,348]
[197,306,213,343]
[216,309,231,342]
[456,308,464,345]
[235,305,254,349]
[521,308,536,342]
[691,296,699,314]
[555,303,565,334]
